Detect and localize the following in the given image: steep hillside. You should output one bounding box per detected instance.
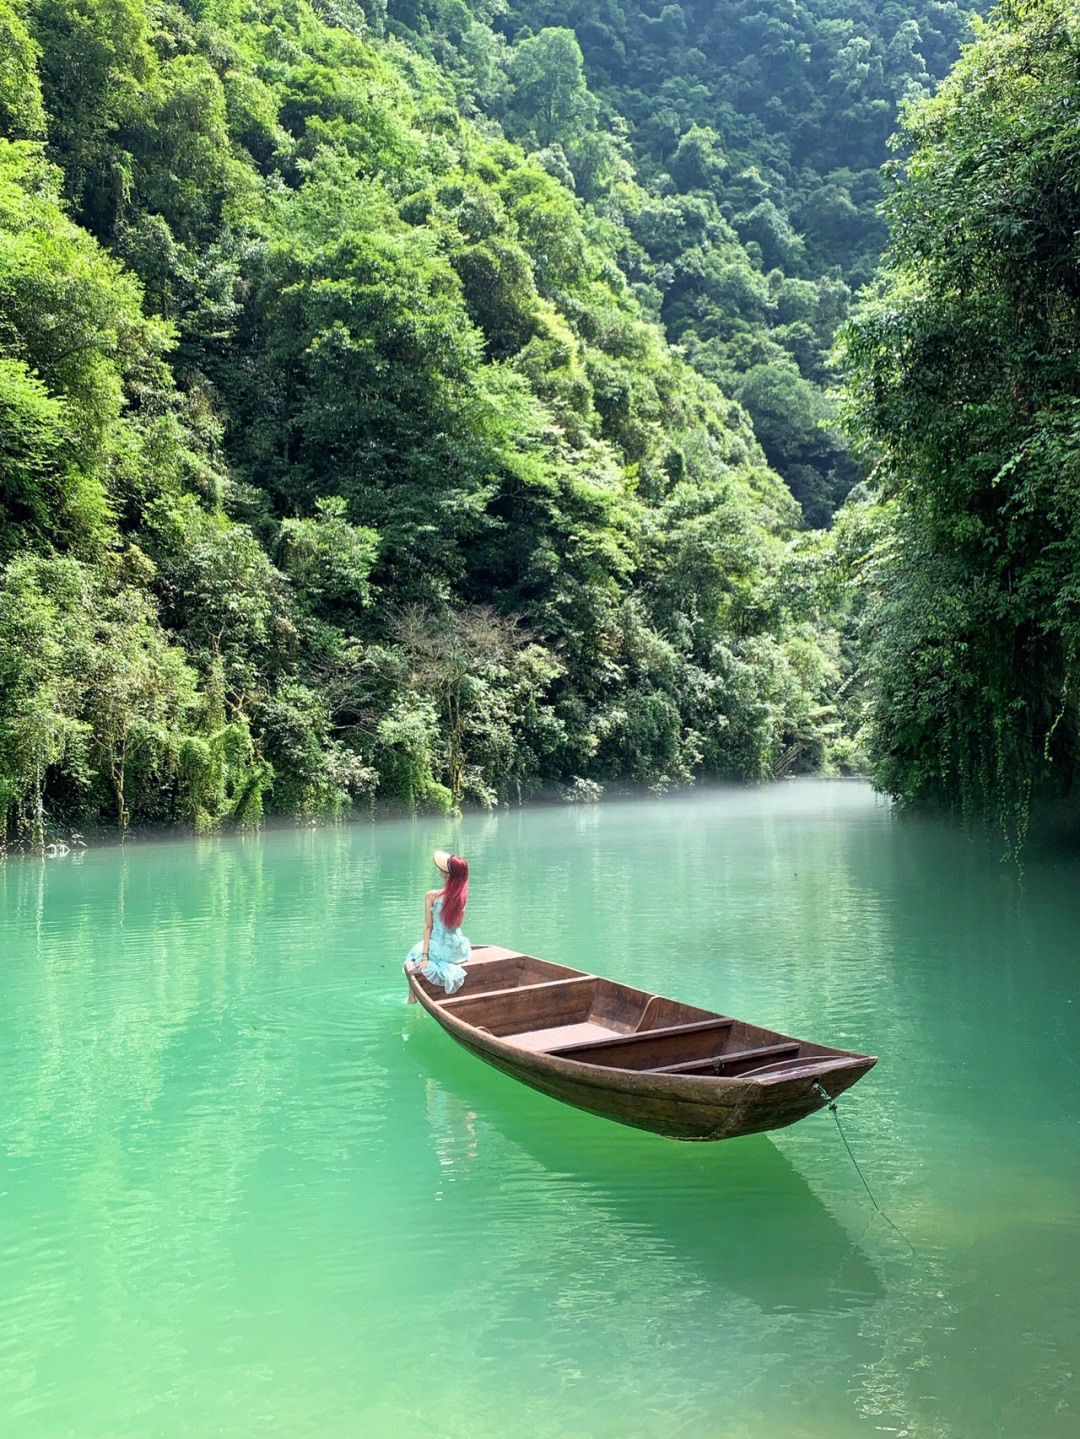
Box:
[391,0,977,522]
[1,0,848,847]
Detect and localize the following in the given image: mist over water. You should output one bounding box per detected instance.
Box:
[2,780,1077,1438]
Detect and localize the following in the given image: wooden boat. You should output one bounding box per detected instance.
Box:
[405,945,876,1141]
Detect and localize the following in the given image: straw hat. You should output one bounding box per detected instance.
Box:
[433,849,451,874]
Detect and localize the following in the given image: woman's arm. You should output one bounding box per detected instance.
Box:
[419,891,435,968]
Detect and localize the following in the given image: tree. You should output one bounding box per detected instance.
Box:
[506,28,595,149]
[276,497,379,620]
[33,0,156,231]
[0,1,45,137]
[0,557,197,843]
[0,358,107,557]
[840,0,1080,838]
[390,604,530,804]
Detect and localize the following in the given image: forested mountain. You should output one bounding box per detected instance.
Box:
[0,0,852,847]
[391,0,976,522]
[13,0,1060,853]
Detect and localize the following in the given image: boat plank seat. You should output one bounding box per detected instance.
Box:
[442,975,600,1035]
[743,1053,842,1077]
[510,1021,622,1052]
[442,974,596,1009]
[538,1017,739,1069]
[467,945,525,964]
[647,1042,801,1075]
[712,1041,800,1070]
[547,1016,734,1056]
[435,957,581,1004]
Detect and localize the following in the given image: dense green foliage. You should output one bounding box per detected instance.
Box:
[1,0,869,847]
[840,0,1080,840]
[393,0,976,522]
[18,0,1060,851]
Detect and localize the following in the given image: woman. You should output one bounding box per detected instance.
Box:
[404,851,471,994]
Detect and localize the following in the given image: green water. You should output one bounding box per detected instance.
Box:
[2,781,1078,1439]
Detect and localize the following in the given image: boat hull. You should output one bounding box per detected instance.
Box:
[406,948,876,1142]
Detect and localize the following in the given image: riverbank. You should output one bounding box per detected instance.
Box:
[2,772,874,860]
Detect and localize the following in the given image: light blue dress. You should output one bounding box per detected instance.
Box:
[406,896,470,993]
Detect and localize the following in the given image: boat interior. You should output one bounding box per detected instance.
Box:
[413,946,842,1079]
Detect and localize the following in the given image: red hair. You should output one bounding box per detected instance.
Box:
[439,855,469,929]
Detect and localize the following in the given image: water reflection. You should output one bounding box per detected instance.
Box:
[413,1031,885,1315]
[2,782,1078,1439]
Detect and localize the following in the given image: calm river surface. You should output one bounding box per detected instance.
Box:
[2,780,1077,1439]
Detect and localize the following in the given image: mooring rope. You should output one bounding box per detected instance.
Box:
[813,1084,1005,1439]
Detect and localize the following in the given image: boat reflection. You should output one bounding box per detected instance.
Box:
[409,1022,884,1317]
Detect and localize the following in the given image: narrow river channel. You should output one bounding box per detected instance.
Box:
[2,780,1076,1438]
